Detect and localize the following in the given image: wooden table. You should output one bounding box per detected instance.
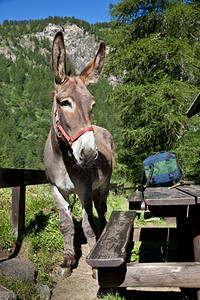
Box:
[130,185,200,299]
[87,186,200,299]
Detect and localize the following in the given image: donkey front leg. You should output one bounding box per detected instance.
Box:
[93,180,110,237]
[51,185,75,277]
[78,188,96,252]
[81,191,97,279]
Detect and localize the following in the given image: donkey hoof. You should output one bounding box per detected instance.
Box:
[60,267,71,278]
[92,268,98,279]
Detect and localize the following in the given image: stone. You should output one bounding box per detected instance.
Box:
[0,259,37,283]
[0,285,17,300]
[0,291,17,300]
[35,284,51,300]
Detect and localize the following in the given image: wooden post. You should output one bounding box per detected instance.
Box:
[11,186,26,238]
[189,205,200,300]
[176,214,194,262]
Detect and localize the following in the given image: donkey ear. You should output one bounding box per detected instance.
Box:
[80,42,106,86]
[52,31,67,84]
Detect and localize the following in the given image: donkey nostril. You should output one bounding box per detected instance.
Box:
[81,147,91,158]
[80,147,98,161]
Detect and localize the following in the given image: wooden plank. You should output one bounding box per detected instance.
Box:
[189,206,200,300]
[128,190,144,210]
[176,216,194,262]
[11,186,26,238]
[190,206,200,262]
[177,185,200,204]
[0,168,48,188]
[144,187,195,206]
[98,262,200,288]
[86,211,136,268]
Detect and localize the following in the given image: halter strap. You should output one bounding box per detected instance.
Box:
[54,107,94,148]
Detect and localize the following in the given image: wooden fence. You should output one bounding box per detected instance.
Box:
[0,168,136,241]
[0,168,48,239]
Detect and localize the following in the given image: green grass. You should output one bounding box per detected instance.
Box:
[0,188,16,249]
[0,275,38,300]
[101,291,125,300]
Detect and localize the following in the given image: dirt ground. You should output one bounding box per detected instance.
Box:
[51,244,99,300]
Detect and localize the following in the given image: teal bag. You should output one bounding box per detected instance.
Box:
[142,152,182,187]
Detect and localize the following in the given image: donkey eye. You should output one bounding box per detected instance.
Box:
[60,99,72,108]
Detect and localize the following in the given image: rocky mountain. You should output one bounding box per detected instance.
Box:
[0,22,100,74]
[0,20,119,86]
[36,23,100,74]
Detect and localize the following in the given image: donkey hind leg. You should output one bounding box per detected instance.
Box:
[51,185,75,277]
[93,181,109,237]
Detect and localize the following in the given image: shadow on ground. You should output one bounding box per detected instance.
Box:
[98,287,197,300]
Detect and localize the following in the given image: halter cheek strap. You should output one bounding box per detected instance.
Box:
[54,107,94,149]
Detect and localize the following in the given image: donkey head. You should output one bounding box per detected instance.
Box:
[52,31,106,165]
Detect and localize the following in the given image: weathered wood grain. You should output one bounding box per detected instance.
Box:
[11,186,26,238]
[177,185,200,204]
[86,211,136,268]
[0,168,48,188]
[98,262,200,288]
[144,187,195,206]
[128,190,144,210]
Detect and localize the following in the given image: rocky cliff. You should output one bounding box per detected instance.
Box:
[36,23,100,74]
[0,23,99,75]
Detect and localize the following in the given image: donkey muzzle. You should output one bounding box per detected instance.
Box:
[79,146,98,163]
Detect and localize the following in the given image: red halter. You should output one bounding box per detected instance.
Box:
[54,107,94,149]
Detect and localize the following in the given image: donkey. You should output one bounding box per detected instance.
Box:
[44,31,114,277]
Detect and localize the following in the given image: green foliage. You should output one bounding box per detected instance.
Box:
[106,0,200,183]
[0,189,16,249]
[101,291,125,300]
[0,34,53,169]
[0,16,111,42]
[131,247,140,262]
[89,76,116,136]
[0,275,37,300]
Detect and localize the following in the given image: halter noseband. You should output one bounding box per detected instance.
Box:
[54,106,94,151]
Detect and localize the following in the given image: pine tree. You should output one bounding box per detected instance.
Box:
[107,0,200,183]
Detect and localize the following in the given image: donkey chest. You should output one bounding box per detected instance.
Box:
[54,160,107,193]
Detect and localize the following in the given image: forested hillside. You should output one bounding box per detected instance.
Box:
[0,17,114,169]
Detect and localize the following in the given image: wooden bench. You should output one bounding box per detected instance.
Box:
[86,210,137,268]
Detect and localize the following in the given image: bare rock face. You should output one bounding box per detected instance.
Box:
[37,23,99,74]
[36,23,64,40]
[0,22,98,75]
[0,22,117,83]
[63,24,98,74]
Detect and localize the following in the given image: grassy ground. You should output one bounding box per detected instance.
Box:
[0,184,174,299]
